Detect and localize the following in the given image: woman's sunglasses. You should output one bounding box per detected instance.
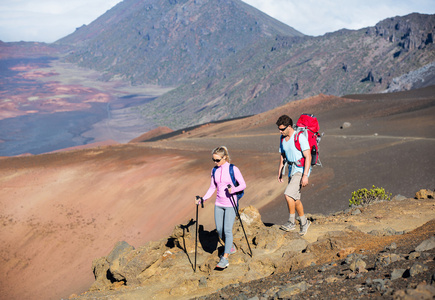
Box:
[212,158,222,163]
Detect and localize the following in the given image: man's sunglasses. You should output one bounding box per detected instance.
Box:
[278,125,288,132]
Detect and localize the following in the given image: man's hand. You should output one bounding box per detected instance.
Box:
[301,174,309,187]
[301,148,311,188]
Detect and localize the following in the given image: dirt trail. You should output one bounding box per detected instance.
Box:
[1,92,434,300]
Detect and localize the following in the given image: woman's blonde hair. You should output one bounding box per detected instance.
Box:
[212,146,230,162]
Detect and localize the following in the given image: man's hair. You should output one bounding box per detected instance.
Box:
[276,115,293,127]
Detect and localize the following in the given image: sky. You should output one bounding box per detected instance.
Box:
[0,0,434,43]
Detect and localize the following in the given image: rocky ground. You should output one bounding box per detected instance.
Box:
[195,223,435,300]
[71,191,435,300]
[2,89,433,300]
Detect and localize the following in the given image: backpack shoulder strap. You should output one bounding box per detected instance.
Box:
[294,130,303,151]
[229,163,237,186]
[280,134,285,152]
[212,166,218,183]
[229,163,244,202]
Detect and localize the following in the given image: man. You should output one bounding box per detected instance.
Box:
[276,114,311,236]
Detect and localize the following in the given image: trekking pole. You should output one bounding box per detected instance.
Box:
[194,196,204,272]
[227,185,252,257]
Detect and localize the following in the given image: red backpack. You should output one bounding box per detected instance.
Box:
[280,113,322,167]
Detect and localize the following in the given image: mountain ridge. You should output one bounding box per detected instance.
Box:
[1,11,433,155]
[57,0,302,85]
[136,13,435,130]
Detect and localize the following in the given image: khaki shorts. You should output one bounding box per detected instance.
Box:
[284,172,302,200]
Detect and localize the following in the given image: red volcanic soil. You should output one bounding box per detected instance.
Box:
[0,48,166,155]
[0,79,112,121]
[129,126,173,143]
[0,88,434,300]
[0,41,63,59]
[0,146,213,300]
[49,140,120,153]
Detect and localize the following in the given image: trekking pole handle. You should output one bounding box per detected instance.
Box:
[196,195,204,208]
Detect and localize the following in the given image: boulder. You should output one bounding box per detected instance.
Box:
[415,189,434,199]
[109,240,167,286]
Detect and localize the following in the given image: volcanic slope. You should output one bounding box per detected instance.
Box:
[141,85,435,223]
[57,0,301,86]
[0,87,434,300]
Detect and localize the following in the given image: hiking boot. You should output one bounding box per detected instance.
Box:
[216,256,229,269]
[299,220,311,236]
[280,221,296,231]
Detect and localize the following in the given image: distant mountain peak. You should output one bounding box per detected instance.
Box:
[57,0,303,86]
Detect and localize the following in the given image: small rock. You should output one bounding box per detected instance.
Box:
[338,247,356,258]
[383,227,398,236]
[345,253,363,265]
[415,236,435,252]
[385,242,397,251]
[319,262,336,272]
[340,122,351,129]
[369,227,399,236]
[107,241,135,263]
[345,225,361,232]
[372,279,388,292]
[276,281,310,298]
[199,276,207,288]
[393,282,435,299]
[392,194,407,201]
[408,251,421,260]
[376,253,403,268]
[350,258,367,272]
[325,276,340,283]
[391,269,406,280]
[351,209,361,215]
[409,263,429,277]
[233,293,248,300]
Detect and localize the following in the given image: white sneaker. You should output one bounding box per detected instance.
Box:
[299,220,311,236]
[216,256,229,269]
[280,221,296,231]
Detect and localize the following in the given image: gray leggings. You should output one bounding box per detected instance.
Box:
[214,205,236,254]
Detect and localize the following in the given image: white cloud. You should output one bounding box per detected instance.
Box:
[0,0,122,42]
[243,0,435,36]
[0,0,434,42]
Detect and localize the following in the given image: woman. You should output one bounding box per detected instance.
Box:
[195,146,246,269]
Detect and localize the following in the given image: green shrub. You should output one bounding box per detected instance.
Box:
[349,185,392,207]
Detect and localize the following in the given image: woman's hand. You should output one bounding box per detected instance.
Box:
[195,196,203,206]
[226,184,233,194]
